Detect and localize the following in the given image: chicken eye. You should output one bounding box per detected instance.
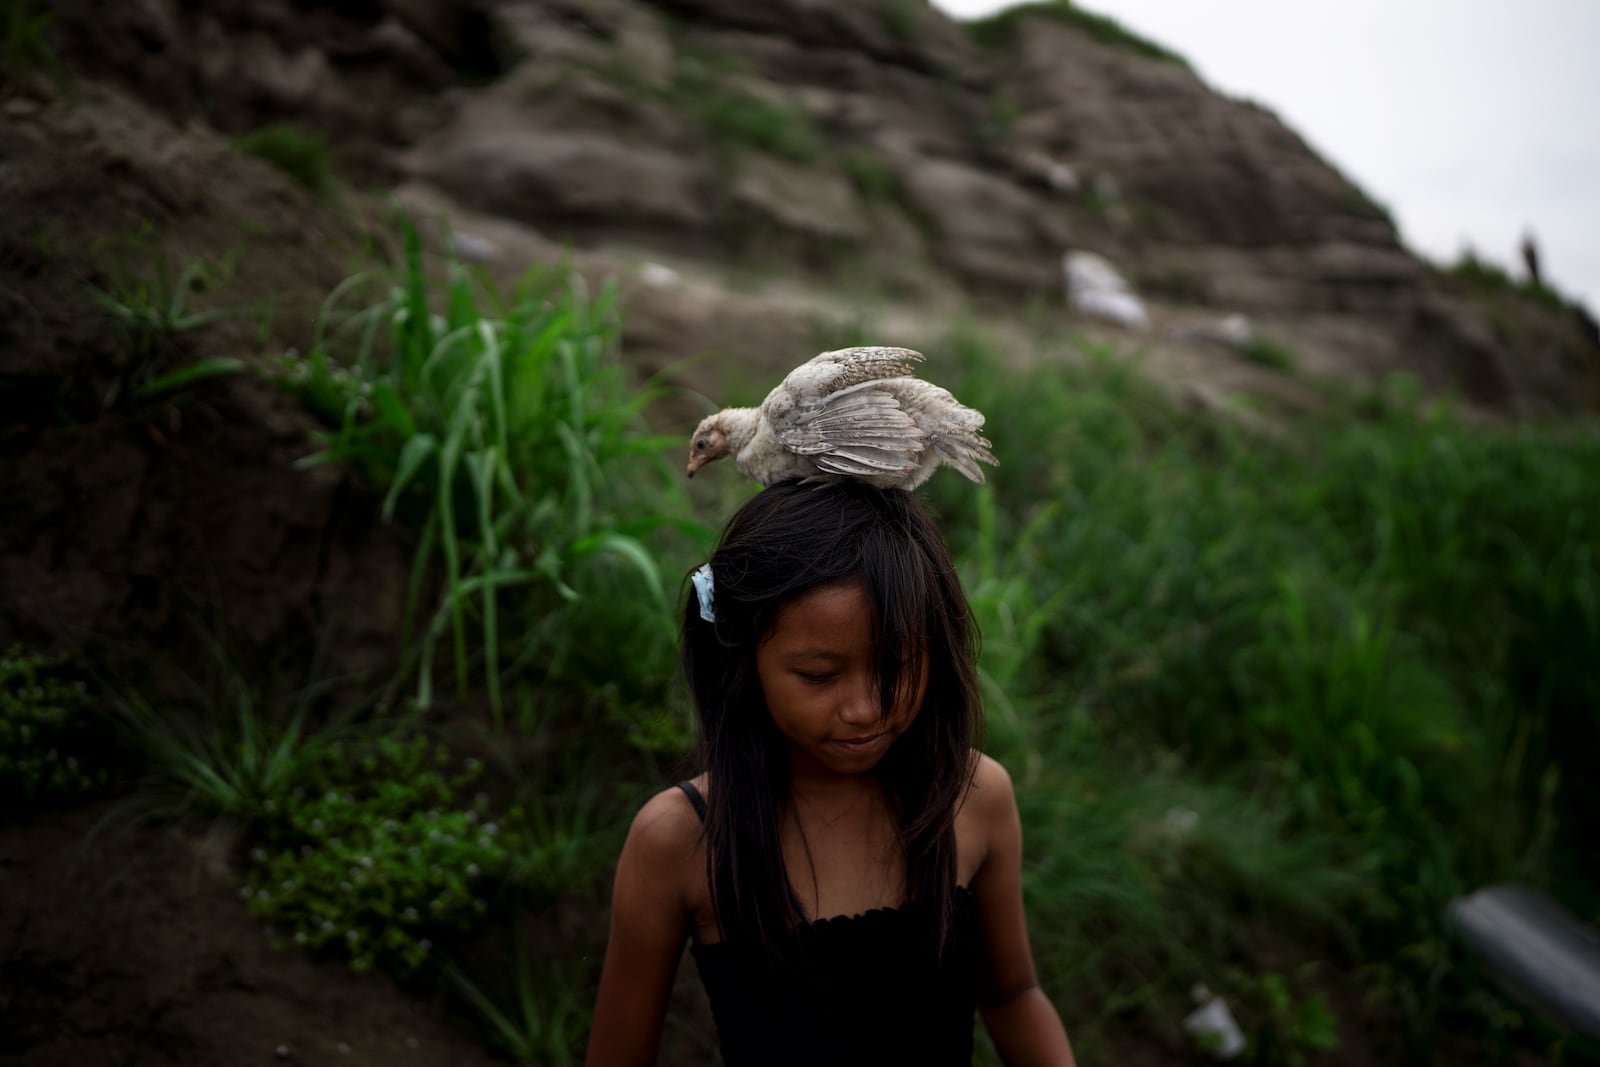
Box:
[696,438,708,449]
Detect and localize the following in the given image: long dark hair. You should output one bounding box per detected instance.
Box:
[681,480,983,962]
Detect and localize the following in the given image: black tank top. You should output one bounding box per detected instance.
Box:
[678,781,980,1067]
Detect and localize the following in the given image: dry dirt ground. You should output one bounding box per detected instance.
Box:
[0,807,510,1067]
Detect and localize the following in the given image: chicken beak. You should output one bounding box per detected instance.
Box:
[685,455,701,478]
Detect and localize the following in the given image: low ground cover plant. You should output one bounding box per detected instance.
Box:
[1,646,113,802]
[242,735,522,976]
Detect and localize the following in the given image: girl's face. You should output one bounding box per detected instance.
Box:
[755,579,928,780]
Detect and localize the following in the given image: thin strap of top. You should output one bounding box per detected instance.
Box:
[677,780,707,821]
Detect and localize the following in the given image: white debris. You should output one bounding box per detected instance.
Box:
[1170,313,1255,350]
[1064,251,1149,329]
[1161,806,1201,837]
[637,262,682,289]
[450,231,498,264]
[1184,986,1246,1060]
[1020,151,1080,194]
[1214,313,1254,348]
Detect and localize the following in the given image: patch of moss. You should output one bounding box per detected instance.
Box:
[968,2,1189,68]
[690,87,822,164]
[841,149,901,203]
[1238,335,1298,372]
[235,124,335,195]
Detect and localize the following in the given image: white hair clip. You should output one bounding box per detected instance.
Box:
[691,563,716,623]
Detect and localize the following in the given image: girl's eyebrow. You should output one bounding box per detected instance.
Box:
[784,649,843,661]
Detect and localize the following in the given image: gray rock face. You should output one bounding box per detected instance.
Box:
[34,0,1598,413]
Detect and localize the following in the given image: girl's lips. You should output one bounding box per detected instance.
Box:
[830,733,889,755]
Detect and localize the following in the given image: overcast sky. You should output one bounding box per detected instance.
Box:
[931,0,1600,313]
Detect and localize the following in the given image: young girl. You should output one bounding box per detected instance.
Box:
[587,480,1075,1066]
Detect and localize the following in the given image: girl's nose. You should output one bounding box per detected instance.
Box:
[838,678,880,725]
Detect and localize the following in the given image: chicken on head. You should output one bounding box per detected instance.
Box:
[685,346,996,491]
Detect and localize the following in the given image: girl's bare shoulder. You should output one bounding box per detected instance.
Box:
[961,751,1018,823]
[623,777,708,870]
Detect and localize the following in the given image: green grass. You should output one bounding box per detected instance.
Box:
[1449,250,1573,315]
[967,2,1190,68]
[280,222,711,726]
[922,325,1600,1055]
[91,251,238,362]
[235,123,335,195]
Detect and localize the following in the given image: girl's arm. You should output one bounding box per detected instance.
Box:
[585,788,699,1067]
[969,755,1077,1067]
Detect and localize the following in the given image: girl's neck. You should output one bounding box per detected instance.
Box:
[787,768,883,813]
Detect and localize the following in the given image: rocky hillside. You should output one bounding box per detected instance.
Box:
[16,0,1597,412]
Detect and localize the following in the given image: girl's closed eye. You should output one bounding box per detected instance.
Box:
[795,671,837,684]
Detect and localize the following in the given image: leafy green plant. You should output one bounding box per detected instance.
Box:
[0,0,59,90]
[1238,335,1298,371]
[1,646,112,803]
[1236,969,1339,1066]
[967,2,1190,68]
[280,223,707,723]
[111,665,328,824]
[86,247,247,412]
[235,123,335,195]
[243,736,523,976]
[445,944,587,1065]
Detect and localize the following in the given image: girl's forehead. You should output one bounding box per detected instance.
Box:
[768,579,870,637]
[760,578,926,654]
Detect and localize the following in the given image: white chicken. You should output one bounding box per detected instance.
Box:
[685,346,997,490]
